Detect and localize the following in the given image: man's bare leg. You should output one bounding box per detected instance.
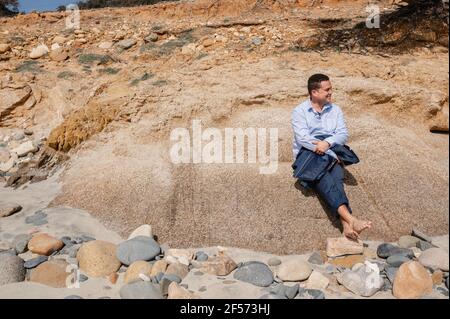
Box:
[337,204,372,240]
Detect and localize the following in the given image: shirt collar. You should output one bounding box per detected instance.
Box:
[307,99,332,112]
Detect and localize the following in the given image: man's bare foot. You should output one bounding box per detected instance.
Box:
[341,218,359,240]
[351,218,372,235]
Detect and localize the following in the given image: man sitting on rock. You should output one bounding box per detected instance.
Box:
[291,73,372,240]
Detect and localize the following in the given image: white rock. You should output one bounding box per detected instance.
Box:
[30,44,49,59]
[336,261,383,297]
[11,141,37,157]
[128,224,152,239]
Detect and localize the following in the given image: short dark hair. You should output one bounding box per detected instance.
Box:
[308,73,330,95]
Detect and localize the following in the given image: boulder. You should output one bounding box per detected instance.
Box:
[393,261,433,299]
[76,240,121,277]
[30,44,49,59]
[124,260,153,284]
[336,262,383,297]
[30,259,69,288]
[116,236,160,266]
[418,248,449,271]
[276,258,312,281]
[27,233,64,256]
[233,261,274,287]
[0,255,25,285]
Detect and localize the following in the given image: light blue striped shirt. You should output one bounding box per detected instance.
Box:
[291,99,349,159]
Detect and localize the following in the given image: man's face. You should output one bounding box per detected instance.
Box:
[312,80,332,104]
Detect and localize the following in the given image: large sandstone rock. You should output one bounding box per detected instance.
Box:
[393,261,433,299]
[27,233,64,256]
[47,13,449,257]
[30,260,69,288]
[76,240,121,277]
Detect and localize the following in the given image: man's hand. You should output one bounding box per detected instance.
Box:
[312,140,330,155]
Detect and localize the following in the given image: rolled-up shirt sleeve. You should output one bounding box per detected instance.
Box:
[324,106,348,147]
[291,107,317,152]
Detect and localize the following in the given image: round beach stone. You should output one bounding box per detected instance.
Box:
[30,259,69,288]
[165,262,189,279]
[233,261,274,287]
[27,233,64,256]
[267,257,282,266]
[377,243,414,259]
[124,260,153,284]
[150,260,168,277]
[116,236,160,266]
[0,255,25,285]
[76,240,121,277]
[399,235,421,249]
[24,255,48,269]
[276,258,312,281]
[393,261,433,299]
[418,248,449,271]
[387,255,411,267]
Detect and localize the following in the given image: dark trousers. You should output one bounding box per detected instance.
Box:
[310,163,352,216]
